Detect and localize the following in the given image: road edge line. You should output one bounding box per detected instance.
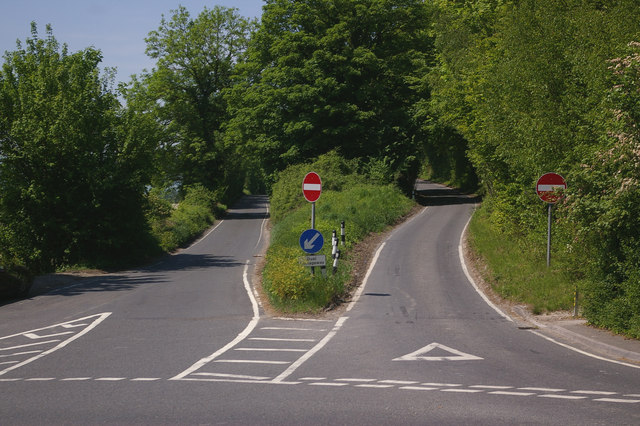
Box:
[458,215,513,322]
[169,262,260,380]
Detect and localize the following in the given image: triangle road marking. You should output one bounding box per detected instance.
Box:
[393,343,483,361]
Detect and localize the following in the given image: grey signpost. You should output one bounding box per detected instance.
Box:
[536,173,567,267]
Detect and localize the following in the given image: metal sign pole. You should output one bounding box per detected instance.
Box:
[311,202,316,275]
[546,203,552,267]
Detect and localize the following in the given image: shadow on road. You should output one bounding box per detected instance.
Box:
[415,182,481,207]
[1,195,270,305]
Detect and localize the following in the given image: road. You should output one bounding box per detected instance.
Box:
[0,184,639,425]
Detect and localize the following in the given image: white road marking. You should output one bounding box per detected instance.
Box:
[170,262,260,381]
[442,389,484,393]
[193,373,270,380]
[538,394,588,400]
[0,341,59,351]
[530,330,640,370]
[0,313,112,376]
[234,348,307,352]
[470,385,513,390]
[489,391,535,396]
[213,359,290,365]
[594,398,640,404]
[459,215,513,322]
[23,331,73,339]
[260,327,325,332]
[249,337,316,342]
[356,384,394,388]
[2,374,637,405]
[309,382,348,387]
[271,316,348,383]
[400,386,438,391]
[519,387,565,392]
[379,380,419,385]
[423,383,462,387]
[571,390,617,395]
[393,343,483,362]
[0,350,42,358]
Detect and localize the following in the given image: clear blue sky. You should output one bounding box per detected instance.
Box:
[1,0,265,84]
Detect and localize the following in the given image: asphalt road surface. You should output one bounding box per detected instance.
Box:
[1,185,639,425]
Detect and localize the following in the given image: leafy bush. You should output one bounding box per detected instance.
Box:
[148,184,222,252]
[269,151,360,223]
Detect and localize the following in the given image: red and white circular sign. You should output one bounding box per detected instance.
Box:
[302,172,322,203]
[536,173,567,204]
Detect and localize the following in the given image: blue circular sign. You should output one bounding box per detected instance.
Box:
[299,229,324,254]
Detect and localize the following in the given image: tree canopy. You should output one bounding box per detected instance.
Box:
[0,24,156,272]
[227,0,433,191]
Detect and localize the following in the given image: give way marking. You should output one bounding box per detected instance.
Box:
[0,313,111,376]
[393,343,483,361]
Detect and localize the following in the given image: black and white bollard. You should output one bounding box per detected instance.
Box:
[340,221,345,246]
[332,230,338,258]
[333,250,340,275]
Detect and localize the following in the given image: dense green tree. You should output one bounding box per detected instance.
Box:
[227,0,433,191]
[0,24,156,272]
[142,5,256,199]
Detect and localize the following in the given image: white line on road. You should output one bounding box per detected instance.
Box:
[213,359,290,365]
[0,313,112,377]
[260,327,325,332]
[594,398,640,404]
[470,385,513,390]
[538,394,588,400]
[530,330,640,370]
[489,391,535,396]
[170,262,260,380]
[0,350,43,358]
[571,390,617,395]
[271,316,349,383]
[235,348,307,352]
[0,341,59,351]
[193,373,270,380]
[519,387,565,392]
[459,215,513,322]
[23,331,73,340]
[400,386,438,391]
[249,337,316,342]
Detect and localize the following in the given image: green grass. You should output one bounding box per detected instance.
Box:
[263,183,414,313]
[468,204,575,314]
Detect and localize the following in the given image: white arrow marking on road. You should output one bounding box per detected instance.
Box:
[304,232,320,250]
[24,331,74,340]
[393,343,483,361]
[0,313,111,376]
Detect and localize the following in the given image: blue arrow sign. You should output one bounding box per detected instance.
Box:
[300,229,324,254]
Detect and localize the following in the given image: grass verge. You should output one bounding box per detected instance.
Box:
[467,204,575,314]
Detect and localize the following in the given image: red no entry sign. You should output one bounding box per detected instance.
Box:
[536,173,567,204]
[303,172,322,203]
